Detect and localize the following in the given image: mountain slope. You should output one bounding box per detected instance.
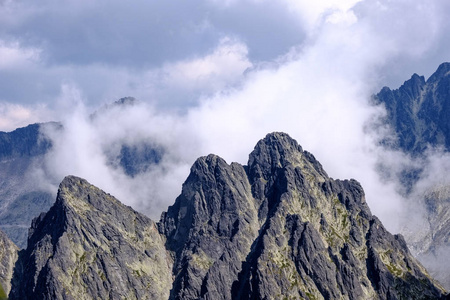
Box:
[9,176,173,300]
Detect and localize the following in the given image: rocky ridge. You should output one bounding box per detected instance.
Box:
[374,62,450,153]
[2,132,447,299]
[9,176,173,300]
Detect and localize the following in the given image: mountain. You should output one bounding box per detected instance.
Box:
[374,63,450,290]
[7,133,447,299]
[374,62,450,154]
[10,175,173,300]
[414,185,450,290]
[0,123,57,248]
[0,99,162,248]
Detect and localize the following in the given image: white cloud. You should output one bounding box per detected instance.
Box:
[280,0,362,32]
[0,40,41,70]
[161,37,251,90]
[0,102,49,132]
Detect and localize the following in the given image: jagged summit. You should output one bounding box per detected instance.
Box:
[375,62,450,153]
[160,132,446,299]
[249,132,328,184]
[5,134,448,299]
[428,62,450,83]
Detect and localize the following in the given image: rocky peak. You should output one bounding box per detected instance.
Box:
[375,62,450,153]
[427,62,450,83]
[248,132,328,182]
[10,175,172,300]
[160,132,446,299]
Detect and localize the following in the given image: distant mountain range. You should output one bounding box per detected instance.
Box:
[0,122,56,248]
[2,133,446,299]
[374,62,450,153]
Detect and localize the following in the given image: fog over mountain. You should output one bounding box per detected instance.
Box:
[1,1,450,239]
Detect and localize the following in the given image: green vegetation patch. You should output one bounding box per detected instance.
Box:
[0,283,8,300]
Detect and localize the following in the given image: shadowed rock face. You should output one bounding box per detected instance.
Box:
[6,132,448,299]
[160,132,446,299]
[9,176,173,300]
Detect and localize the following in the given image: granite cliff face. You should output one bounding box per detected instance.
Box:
[6,133,447,299]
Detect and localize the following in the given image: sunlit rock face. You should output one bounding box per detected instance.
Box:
[7,133,447,299]
[0,229,18,297]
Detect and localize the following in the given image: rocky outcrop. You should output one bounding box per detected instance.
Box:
[0,229,18,298]
[160,132,446,299]
[9,176,173,300]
